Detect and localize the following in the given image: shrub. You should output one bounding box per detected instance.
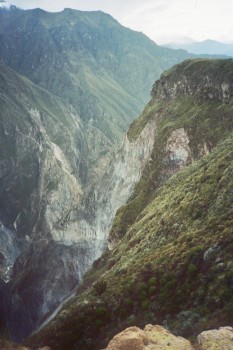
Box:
[94,280,107,296]
[149,286,157,296]
[188,263,198,277]
[141,300,150,311]
[148,277,157,287]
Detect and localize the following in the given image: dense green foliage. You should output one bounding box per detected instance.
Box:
[26,59,233,350]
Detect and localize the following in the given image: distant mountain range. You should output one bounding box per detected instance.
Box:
[164,39,233,57]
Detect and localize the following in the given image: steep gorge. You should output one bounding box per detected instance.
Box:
[25,58,233,350]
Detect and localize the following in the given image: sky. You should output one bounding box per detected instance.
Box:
[8,0,233,44]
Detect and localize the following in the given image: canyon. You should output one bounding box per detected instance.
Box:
[0,4,232,350]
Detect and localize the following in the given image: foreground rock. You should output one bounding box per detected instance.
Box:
[197,327,233,350]
[105,325,233,350]
[0,340,51,350]
[105,325,194,350]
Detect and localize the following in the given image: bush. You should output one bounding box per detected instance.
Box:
[95,306,108,317]
[94,280,107,296]
[148,277,157,287]
[141,300,150,311]
[149,286,157,296]
[188,263,198,277]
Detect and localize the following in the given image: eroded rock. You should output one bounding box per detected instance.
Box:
[105,324,194,350]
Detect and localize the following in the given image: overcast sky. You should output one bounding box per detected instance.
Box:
[9,0,233,44]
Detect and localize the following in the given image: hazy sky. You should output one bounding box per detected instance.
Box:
[9,0,233,44]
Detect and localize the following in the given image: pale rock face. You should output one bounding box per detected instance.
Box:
[156,127,192,184]
[222,83,230,101]
[105,324,194,350]
[94,118,156,251]
[165,128,191,168]
[197,327,233,350]
[152,62,233,103]
[0,222,24,282]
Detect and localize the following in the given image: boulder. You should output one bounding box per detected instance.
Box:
[105,324,194,350]
[0,341,51,350]
[197,327,233,350]
[105,326,147,350]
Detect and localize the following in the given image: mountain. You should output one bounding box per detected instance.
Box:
[0,7,200,341]
[0,8,194,153]
[165,39,233,57]
[25,58,233,350]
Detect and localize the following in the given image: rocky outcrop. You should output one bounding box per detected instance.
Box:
[152,59,233,103]
[105,325,233,350]
[197,327,233,350]
[105,325,194,350]
[0,339,51,350]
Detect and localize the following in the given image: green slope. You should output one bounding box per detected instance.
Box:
[25,59,233,350]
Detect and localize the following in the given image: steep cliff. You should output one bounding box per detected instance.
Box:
[25,59,233,350]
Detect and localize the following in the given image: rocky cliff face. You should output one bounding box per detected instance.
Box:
[152,59,233,103]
